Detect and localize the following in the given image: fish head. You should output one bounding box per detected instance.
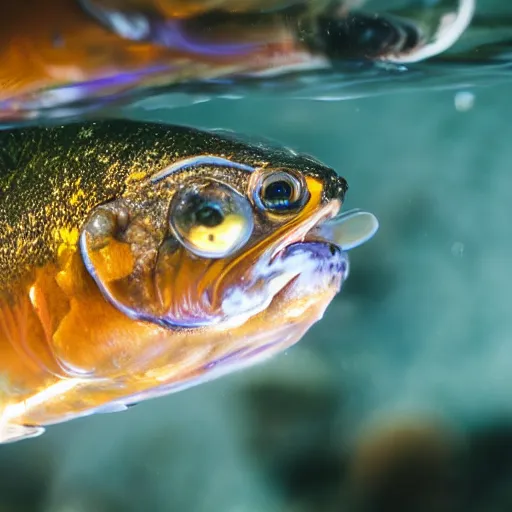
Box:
[79,132,378,376]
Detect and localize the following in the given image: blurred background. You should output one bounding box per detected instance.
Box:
[3,79,512,511]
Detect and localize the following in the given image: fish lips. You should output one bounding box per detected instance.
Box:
[281,240,348,277]
[270,199,349,289]
[271,238,349,301]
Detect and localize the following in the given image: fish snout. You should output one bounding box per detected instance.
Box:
[283,240,348,276]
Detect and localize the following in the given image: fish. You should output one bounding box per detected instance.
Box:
[0,120,377,443]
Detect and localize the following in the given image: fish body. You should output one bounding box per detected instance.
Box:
[0,120,376,442]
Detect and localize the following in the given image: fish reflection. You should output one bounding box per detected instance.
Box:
[0,0,474,124]
[0,120,377,442]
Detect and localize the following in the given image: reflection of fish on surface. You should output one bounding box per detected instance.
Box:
[0,0,323,120]
[0,120,377,442]
[0,0,474,123]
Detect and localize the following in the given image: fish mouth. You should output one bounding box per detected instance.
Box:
[220,199,381,328]
[269,200,342,264]
[219,200,346,326]
[260,200,349,301]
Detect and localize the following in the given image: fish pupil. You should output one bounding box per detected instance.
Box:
[195,204,224,227]
[263,180,293,207]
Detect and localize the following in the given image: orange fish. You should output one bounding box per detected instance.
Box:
[0,120,377,442]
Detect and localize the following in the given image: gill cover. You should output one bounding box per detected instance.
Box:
[79,169,256,328]
[80,198,225,328]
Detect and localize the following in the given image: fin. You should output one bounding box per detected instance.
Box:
[326,209,379,251]
[0,423,45,444]
[94,402,129,414]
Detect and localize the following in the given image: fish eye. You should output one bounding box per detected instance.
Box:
[169,180,254,259]
[253,169,308,213]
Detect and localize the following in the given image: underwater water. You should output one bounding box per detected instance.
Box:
[2,78,512,512]
[2,1,512,511]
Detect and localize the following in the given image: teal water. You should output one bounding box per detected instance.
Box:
[3,0,512,509]
[2,79,512,511]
